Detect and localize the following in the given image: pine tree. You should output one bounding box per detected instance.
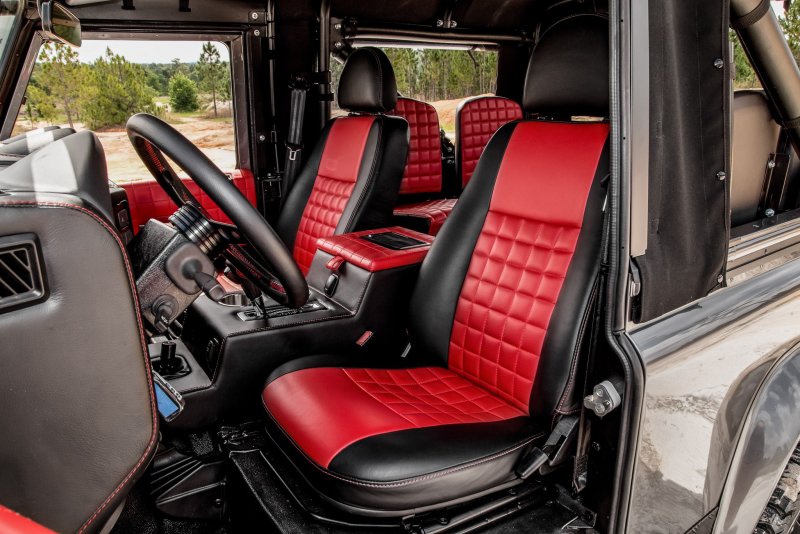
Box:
[196,42,226,117]
[32,43,83,128]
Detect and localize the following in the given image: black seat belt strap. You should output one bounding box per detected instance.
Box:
[281,71,331,207]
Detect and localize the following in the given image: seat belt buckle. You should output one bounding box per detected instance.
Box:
[326,255,345,272]
[286,143,303,161]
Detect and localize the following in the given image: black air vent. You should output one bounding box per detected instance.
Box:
[0,234,46,313]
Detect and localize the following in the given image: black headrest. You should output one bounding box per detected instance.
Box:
[523,15,609,117]
[338,47,397,113]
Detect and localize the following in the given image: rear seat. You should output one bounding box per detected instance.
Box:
[392,95,523,235]
[456,95,523,187]
[0,127,76,167]
[391,97,457,235]
[730,90,796,227]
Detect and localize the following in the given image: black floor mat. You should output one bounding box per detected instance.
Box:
[110,479,228,534]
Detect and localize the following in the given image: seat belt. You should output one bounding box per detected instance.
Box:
[281,71,331,208]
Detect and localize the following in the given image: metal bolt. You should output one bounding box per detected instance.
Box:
[250,11,259,20]
[596,404,606,414]
[258,134,266,142]
[253,29,261,36]
[766,208,776,217]
[713,58,724,69]
[334,41,343,49]
[436,19,444,27]
[717,171,727,181]
[595,388,604,397]
[717,274,724,284]
[439,517,449,525]
[768,160,777,169]
[334,22,342,30]
[450,21,458,28]
[591,441,601,452]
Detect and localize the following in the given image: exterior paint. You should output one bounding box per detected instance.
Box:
[626,255,800,533]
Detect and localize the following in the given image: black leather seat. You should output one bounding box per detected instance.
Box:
[262,15,609,516]
[275,47,409,274]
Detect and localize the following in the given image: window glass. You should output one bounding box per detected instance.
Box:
[331,47,498,138]
[0,0,23,71]
[12,39,235,183]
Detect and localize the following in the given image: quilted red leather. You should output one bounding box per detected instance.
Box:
[263,366,524,468]
[121,169,257,232]
[458,96,523,187]
[292,116,375,274]
[449,122,609,413]
[316,226,432,272]
[0,507,56,534]
[390,98,443,195]
[393,198,457,236]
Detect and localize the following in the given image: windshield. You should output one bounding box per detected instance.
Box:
[0,0,22,71]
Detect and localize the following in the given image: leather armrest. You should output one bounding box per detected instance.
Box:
[316,226,433,272]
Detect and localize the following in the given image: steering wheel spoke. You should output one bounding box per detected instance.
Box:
[127,113,309,308]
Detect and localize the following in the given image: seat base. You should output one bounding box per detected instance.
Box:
[261,358,545,516]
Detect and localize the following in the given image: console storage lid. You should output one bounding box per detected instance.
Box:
[315,226,433,273]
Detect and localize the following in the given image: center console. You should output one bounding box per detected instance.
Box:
[170,226,433,429]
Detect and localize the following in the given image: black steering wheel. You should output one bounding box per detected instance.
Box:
[126,113,308,308]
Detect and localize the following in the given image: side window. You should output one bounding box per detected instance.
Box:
[12,39,235,183]
[330,47,498,139]
[728,3,800,281]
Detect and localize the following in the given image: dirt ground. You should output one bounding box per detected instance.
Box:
[14,114,236,183]
[12,94,480,182]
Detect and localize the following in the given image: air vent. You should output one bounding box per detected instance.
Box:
[0,234,46,313]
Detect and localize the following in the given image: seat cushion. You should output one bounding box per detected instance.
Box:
[393,198,457,235]
[262,363,542,514]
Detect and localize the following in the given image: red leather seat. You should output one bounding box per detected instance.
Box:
[389,98,457,236]
[275,48,409,274]
[391,96,524,237]
[456,95,523,187]
[262,14,609,515]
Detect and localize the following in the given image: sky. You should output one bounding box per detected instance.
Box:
[75,39,228,64]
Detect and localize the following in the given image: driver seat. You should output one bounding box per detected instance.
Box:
[262,15,609,515]
[275,47,409,274]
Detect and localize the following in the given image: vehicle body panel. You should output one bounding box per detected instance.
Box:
[627,254,800,533]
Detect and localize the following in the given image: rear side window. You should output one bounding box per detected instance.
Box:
[0,1,23,72]
[331,47,498,138]
[12,39,235,183]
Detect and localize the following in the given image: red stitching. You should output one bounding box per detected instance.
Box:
[0,200,158,533]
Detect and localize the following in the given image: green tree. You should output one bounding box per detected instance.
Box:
[781,0,800,63]
[169,72,199,112]
[731,31,759,88]
[81,48,157,129]
[30,43,84,128]
[196,42,226,117]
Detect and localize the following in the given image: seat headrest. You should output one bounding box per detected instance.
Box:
[338,47,397,113]
[523,15,609,118]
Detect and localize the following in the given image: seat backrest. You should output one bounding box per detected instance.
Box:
[276,47,409,274]
[0,132,156,534]
[390,97,444,196]
[409,14,609,421]
[730,90,782,226]
[456,96,523,188]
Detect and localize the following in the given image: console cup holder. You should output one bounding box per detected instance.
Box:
[217,292,252,307]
